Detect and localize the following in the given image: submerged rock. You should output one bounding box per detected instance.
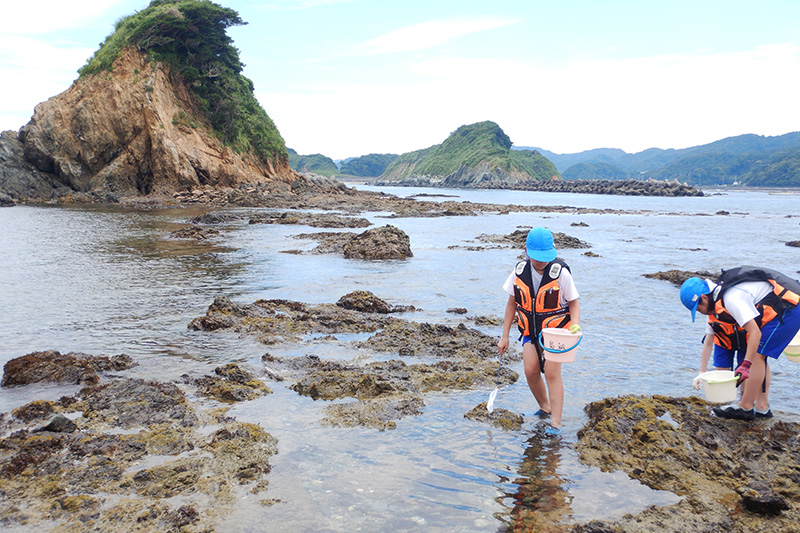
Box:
[464,402,525,431]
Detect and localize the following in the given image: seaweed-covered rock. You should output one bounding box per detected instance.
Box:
[361,321,500,360]
[193,363,272,403]
[189,296,394,342]
[475,229,591,250]
[335,290,415,314]
[77,379,198,429]
[643,269,719,287]
[575,395,800,531]
[1,350,136,387]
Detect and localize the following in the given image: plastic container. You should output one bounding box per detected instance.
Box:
[783,330,800,362]
[539,328,582,363]
[698,370,738,403]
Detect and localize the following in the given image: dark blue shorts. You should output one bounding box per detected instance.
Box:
[712,345,746,370]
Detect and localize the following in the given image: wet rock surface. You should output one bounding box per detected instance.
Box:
[574,394,800,532]
[1,350,137,387]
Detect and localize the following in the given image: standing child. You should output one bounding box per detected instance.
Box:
[497,227,581,435]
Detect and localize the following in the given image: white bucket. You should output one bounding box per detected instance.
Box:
[698,370,738,403]
[783,330,800,362]
[540,328,582,363]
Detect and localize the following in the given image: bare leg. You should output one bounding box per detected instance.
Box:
[739,353,767,410]
[522,342,550,413]
[755,359,771,411]
[544,361,564,428]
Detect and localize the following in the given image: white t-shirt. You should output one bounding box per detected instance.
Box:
[716,280,773,327]
[502,260,579,307]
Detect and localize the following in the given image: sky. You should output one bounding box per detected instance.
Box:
[1,0,799,160]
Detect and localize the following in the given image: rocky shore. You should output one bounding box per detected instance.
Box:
[3,284,797,531]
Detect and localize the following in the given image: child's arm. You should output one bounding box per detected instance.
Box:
[699,333,714,373]
[498,295,516,355]
[568,298,580,328]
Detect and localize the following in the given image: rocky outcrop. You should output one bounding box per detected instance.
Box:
[1,48,296,203]
[289,225,414,259]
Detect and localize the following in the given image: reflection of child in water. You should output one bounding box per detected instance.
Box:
[497,227,580,435]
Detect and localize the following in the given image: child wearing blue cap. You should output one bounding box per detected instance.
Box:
[680,267,800,420]
[498,227,581,435]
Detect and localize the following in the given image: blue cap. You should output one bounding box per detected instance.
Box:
[526,227,557,262]
[680,277,710,322]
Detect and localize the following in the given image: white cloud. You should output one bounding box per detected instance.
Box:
[359,17,519,55]
[256,0,358,10]
[259,43,800,157]
[0,0,127,34]
[0,36,94,130]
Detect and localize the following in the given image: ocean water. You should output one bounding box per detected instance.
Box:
[1,187,799,531]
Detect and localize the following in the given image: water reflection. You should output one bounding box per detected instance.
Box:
[499,433,572,532]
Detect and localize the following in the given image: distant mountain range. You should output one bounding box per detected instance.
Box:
[516,131,800,186]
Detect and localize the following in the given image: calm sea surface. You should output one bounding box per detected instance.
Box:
[1,187,799,531]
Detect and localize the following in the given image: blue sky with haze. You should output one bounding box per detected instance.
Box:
[1,0,798,159]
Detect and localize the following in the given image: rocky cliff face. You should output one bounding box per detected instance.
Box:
[1,48,296,202]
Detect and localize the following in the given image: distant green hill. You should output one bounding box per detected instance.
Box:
[518,131,800,186]
[378,121,558,187]
[288,149,339,176]
[340,153,398,177]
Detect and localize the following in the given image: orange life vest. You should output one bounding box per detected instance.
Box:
[707,314,747,350]
[711,266,800,327]
[512,258,571,338]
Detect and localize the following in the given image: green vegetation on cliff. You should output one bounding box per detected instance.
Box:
[287,149,339,176]
[382,121,558,182]
[78,0,286,169]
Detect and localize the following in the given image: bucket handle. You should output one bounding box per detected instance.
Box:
[538,331,582,354]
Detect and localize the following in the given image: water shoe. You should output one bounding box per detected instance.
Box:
[755,407,773,419]
[544,426,561,436]
[711,403,755,421]
[533,409,551,418]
